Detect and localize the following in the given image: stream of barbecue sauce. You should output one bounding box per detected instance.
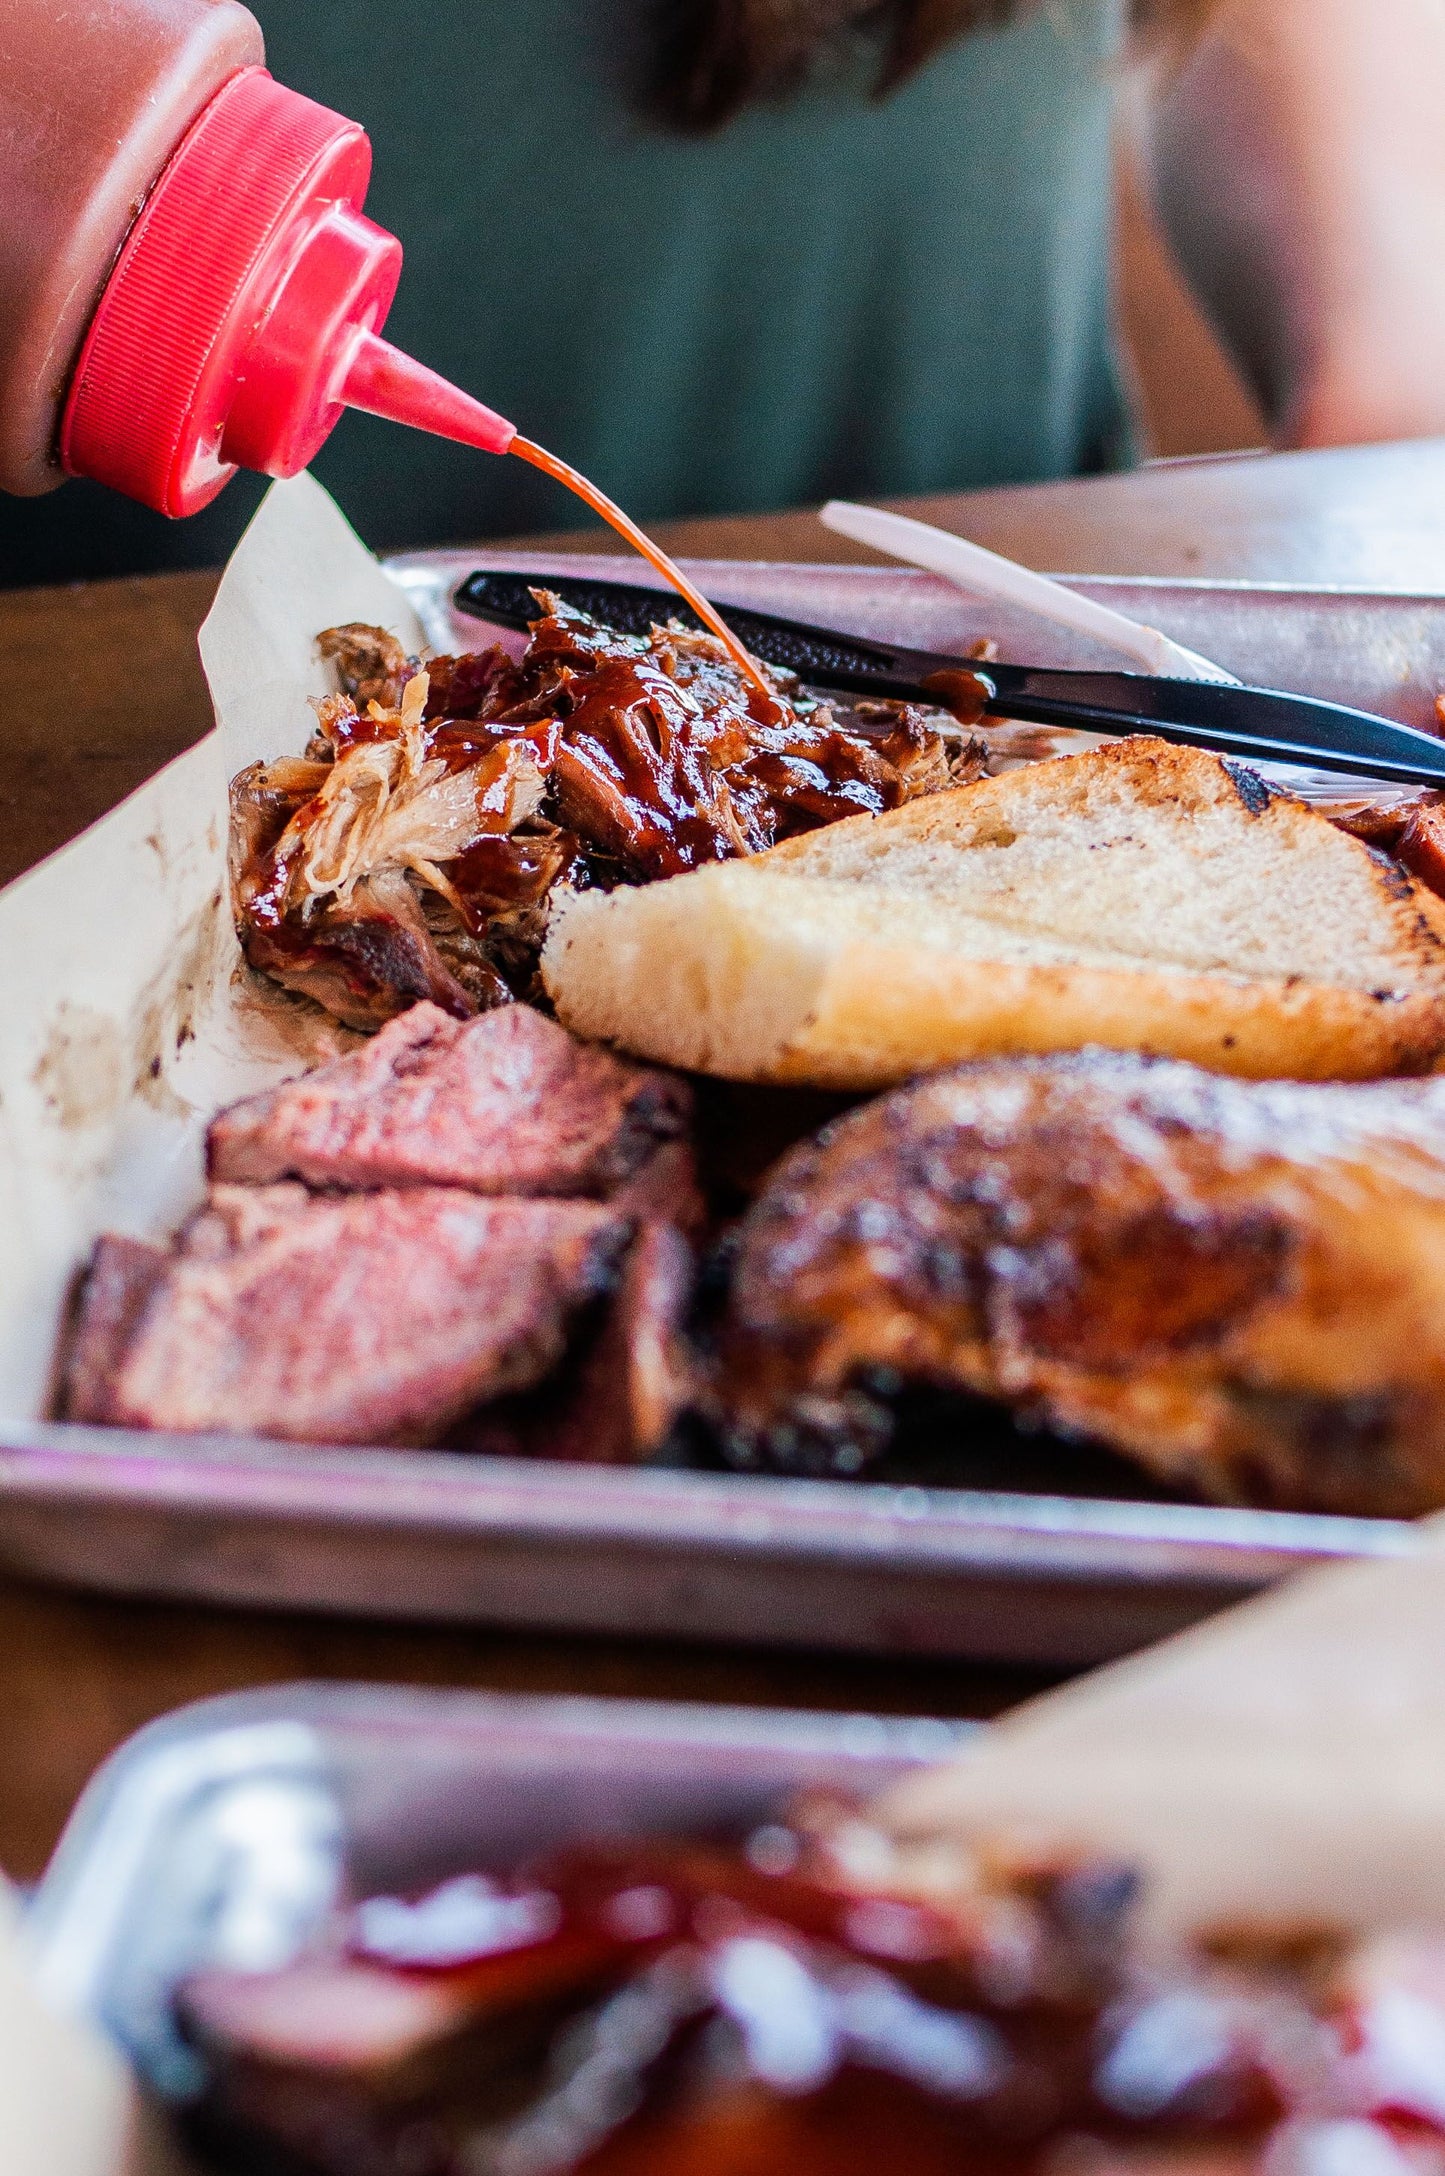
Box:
[510,436,787,722]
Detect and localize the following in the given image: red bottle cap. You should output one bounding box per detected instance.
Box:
[60,67,516,518]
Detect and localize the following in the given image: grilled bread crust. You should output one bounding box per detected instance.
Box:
[543,739,1445,1087]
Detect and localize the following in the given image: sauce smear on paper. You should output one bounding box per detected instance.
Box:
[510,436,780,714]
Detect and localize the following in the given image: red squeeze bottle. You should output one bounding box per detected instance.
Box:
[62,65,519,516]
[0,0,514,515]
[0,0,775,696]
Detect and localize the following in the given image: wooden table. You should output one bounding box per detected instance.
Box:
[5,439,1444,1883]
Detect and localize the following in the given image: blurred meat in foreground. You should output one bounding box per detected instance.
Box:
[175,1801,1445,2175]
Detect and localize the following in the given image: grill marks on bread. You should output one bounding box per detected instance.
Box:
[761,738,1445,990]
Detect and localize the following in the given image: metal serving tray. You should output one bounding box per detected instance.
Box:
[24,1681,973,2100]
[0,1419,1417,1665]
[392,552,1445,739]
[0,556,1437,1664]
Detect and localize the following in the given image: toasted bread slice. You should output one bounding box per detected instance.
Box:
[542,739,1445,1088]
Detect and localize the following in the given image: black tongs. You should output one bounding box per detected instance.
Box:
[455,567,1445,791]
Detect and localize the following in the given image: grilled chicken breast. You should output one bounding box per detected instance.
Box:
[712,1051,1445,1515]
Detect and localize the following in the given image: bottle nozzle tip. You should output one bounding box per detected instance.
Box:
[340,330,515,456]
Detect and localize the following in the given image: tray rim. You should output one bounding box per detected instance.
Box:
[0,1418,1418,1585]
[25,1679,979,2025]
[390,549,1445,608]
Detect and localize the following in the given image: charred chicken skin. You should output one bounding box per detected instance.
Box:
[230,606,971,1031]
[711,1050,1445,1514]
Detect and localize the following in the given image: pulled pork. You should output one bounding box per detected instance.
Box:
[231,600,974,1030]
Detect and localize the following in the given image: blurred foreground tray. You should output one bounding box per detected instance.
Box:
[24,1681,971,2093]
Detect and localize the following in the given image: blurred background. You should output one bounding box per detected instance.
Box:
[1117,142,1260,459]
[1115,4,1266,463]
[1116,132,1261,460]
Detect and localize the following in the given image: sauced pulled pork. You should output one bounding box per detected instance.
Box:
[231,602,973,1030]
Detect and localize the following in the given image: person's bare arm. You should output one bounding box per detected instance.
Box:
[1137,0,1445,447]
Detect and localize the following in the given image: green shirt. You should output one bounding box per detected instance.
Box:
[0,0,1129,585]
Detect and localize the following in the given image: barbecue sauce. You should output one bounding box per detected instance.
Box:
[179,1819,1445,2176]
[510,437,782,715]
[919,666,994,726]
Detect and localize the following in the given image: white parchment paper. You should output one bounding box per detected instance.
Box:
[0,474,425,1420]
